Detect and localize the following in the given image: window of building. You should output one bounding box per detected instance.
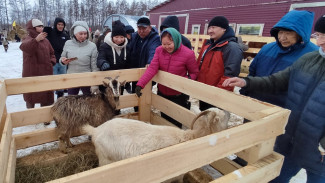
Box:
[191,24,201,35]
[236,24,264,36]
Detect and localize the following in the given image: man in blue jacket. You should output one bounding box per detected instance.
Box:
[241,10,318,107]
[128,17,161,106]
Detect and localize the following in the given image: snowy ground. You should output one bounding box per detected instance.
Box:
[0,42,306,182]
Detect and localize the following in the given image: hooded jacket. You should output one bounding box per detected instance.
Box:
[243,50,325,176]
[20,19,56,104]
[245,10,318,107]
[160,16,192,49]
[59,21,99,74]
[97,32,130,70]
[128,27,161,68]
[197,27,243,91]
[136,28,199,96]
[45,17,70,62]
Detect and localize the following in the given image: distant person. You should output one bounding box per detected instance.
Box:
[223,14,325,183]
[124,25,134,42]
[15,34,20,42]
[44,17,70,98]
[135,28,199,127]
[2,38,9,52]
[241,10,318,107]
[96,27,111,50]
[128,17,161,104]
[160,15,192,49]
[237,36,249,51]
[60,21,99,95]
[20,19,56,110]
[93,29,101,44]
[196,16,243,111]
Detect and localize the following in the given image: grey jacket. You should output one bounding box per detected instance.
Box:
[60,21,99,74]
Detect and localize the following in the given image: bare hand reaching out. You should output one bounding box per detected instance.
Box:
[35,32,47,42]
[222,77,247,88]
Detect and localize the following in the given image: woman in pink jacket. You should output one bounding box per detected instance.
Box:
[135,27,199,128]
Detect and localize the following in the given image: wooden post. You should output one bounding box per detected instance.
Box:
[138,68,151,122]
[0,115,12,182]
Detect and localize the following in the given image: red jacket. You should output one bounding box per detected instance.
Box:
[137,45,199,96]
[197,38,243,91]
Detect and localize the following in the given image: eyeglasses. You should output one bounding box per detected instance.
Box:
[311,33,325,40]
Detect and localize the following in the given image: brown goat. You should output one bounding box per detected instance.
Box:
[51,76,126,153]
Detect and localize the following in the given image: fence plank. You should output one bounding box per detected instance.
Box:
[0,115,12,182]
[5,138,16,183]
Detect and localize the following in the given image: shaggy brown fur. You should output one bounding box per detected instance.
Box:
[51,77,126,153]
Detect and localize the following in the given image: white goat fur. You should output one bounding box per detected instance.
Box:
[83,108,230,166]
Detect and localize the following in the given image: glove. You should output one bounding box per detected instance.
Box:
[90,86,99,94]
[135,86,142,97]
[101,62,110,71]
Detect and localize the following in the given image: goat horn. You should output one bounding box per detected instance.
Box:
[190,110,210,130]
[114,76,119,80]
[105,77,112,80]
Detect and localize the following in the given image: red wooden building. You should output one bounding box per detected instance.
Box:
[148,0,325,36]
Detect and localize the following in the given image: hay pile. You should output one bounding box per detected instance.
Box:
[15,142,98,183]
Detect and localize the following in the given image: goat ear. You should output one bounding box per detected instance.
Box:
[120,80,126,86]
[105,77,112,81]
[103,81,109,87]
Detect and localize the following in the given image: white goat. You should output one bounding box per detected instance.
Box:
[82,108,230,166]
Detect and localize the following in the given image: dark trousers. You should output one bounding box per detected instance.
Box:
[158,91,190,128]
[68,87,91,95]
[270,155,325,183]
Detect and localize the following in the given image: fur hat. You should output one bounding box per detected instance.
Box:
[137,17,151,27]
[32,19,43,27]
[208,16,229,29]
[315,15,325,34]
[111,20,126,37]
[73,25,87,35]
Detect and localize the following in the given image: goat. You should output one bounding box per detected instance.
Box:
[82,108,230,166]
[51,76,126,153]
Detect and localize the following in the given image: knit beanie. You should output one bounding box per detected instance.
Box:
[315,15,325,34]
[111,20,126,37]
[208,16,229,29]
[161,27,182,53]
[32,19,43,27]
[74,25,87,35]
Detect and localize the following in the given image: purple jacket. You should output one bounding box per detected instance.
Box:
[137,44,199,96]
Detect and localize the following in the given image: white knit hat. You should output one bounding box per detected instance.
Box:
[32,19,43,27]
[74,26,87,35]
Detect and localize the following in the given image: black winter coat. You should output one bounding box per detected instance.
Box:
[45,18,70,62]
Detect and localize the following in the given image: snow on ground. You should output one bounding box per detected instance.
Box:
[0,41,306,182]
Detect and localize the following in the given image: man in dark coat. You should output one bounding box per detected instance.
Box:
[44,17,70,98]
[128,17,161,111]
[20,19,56,109]
[160,15,192,49]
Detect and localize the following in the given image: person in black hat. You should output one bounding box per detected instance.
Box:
[160,15,192,49]
[223,14,325,183]
[124,25,134,41]
[196,16,243,111]
[44,17,70,99]
[128,17,161,110]
[241,10,318,108]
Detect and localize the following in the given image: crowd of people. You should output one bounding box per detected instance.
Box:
[16,10,325,182]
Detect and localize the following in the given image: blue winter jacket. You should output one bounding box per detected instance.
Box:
[128,27,161,68]
[244,10,318,107]
[244,50,325,176]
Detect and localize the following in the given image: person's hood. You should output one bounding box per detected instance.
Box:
[160,15,180,32]
[54,17,66,32]
[209,26,237,45]
[70,21,90,39]
[104,32,128,48]
[26,19,39,38]
[270,10,314,45]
